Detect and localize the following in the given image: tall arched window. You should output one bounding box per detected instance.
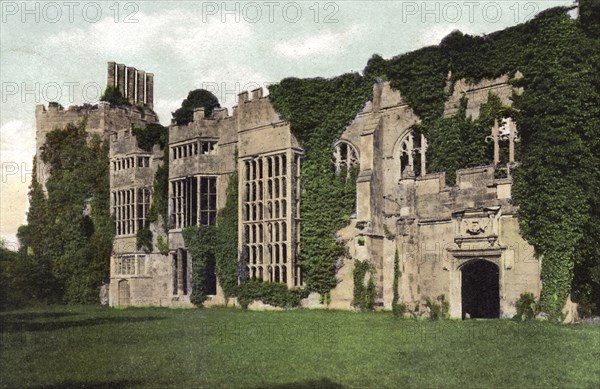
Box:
[394,130,429,178]
[397,132,415,177]
[333,141,359,177]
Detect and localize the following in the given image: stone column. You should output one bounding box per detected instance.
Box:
[116,64,126,96]
[107,62,116,88]
[126,67,136,104]
[420,134,427,175]
[508,119,516,163]
[145,73,154,109]
[136,70,145,106]
[492,119,500,164]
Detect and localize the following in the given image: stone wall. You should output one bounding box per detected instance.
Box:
[35,63,542,314]
[35,102,157,188]
[322,77,540,317]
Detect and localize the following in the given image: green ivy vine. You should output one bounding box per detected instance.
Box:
[364,5,600,318]
[352,260,376,311]
[268,75,372,297]
[132,123,169,252]
[214,170,240,300]
[182,225,216,306]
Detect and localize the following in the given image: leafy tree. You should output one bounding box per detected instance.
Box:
[100,85,129,106]
[172,89,220,125]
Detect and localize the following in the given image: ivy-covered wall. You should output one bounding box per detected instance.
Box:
[13,4,598,316]
[267,5,599,316]
[18,120,113,304]
[268,75,372,298]
[132,123,169,251]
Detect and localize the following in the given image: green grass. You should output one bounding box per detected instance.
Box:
[1,306,599,388]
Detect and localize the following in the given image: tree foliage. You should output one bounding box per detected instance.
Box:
[172,89,220,125]
[182,225,217,306]
[100,85,129,106]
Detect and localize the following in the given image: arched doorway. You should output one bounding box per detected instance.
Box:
[461,260,499,319]
[118,279,130,306]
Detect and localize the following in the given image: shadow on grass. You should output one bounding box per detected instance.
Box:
[0,315,165,333]
[0,311,78,321]
[251,378,344,388]
[27,379,144,388]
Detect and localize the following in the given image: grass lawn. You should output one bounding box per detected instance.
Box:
[1,306,599,388]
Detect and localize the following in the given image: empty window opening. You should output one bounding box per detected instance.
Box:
[334,141,359,177]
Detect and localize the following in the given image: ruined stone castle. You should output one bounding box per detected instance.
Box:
[35,62,542,319]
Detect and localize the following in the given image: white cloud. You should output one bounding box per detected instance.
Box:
[0,120,36,238]
[45,10,253,65]
[417,24,478,47]
[0,120,35,154]
[153,98,182,125]
[273,25,364,59]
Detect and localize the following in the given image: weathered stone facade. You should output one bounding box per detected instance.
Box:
[35,63,541,318]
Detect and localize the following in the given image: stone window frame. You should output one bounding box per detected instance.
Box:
[115,253,146,276]
[392,129,428,178]
[243,152,297,285]
[169,175,218,230]
[113,187,151,236]
[171,140,218,161]
[333,140,359,177]
[112,155,151,171]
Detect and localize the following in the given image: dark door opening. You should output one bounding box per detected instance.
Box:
[461,260,500,319]
[205,258,217,295]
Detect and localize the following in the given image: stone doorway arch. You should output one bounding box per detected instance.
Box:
[460,259,500,319]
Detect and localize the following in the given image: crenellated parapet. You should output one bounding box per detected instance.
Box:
[236,88,288,133]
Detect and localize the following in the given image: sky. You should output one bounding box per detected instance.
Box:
[0,0,573,247]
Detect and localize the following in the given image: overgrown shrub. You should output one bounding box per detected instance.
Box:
[392,248,405,317]
[393,303,407,318]
[513,292,538,321]
[182,225,217,307]
[236,280,309,309]
[100,85,129,106]
[425,294,450,320]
